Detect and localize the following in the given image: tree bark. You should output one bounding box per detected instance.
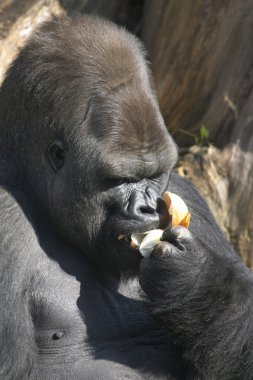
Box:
[0,0,64,83]
[142,0,253,265]
[142,0,253,146]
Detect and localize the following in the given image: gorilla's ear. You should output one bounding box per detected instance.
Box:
[47,140,67,172]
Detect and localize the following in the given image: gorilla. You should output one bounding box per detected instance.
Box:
[0,15,252,380]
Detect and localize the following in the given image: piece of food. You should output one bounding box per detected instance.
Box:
[131,229,163,257]
[130,192,190,257]
[163,191,190,228]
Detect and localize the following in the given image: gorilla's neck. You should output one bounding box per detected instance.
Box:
[92,241,142,280]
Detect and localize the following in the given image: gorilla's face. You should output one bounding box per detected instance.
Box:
[42,81,178,274]
[2,16,178,274]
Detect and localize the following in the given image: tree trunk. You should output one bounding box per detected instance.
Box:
[142,0,253,146]
[141,0,253,265]
[0,0,64,82]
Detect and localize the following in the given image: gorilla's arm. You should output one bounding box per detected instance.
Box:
[140,173,253,380]
[0,188,36,379]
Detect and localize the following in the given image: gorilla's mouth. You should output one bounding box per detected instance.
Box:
[117,233,136,247]
[117,234,130,243]
[115,224,157,253]
[117,233,140,251]
[101,214,163,270]
[115,221,159,244]
[108,217,162,255]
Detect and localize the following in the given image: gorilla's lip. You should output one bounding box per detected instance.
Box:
[103,219,160,253]
[118,234,129,241]
[114,221,160,242]
[114,223,158,250]
[117,235,141,254]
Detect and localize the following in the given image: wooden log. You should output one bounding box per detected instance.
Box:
[0,0,64,83]
[142,0,253,147]
[142,0,253,266]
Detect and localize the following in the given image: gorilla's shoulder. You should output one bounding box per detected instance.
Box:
[0,186,39,258]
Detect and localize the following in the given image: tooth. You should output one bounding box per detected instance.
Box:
[130,233,146,248]
[118,235,125,240]
[139,229,163,257]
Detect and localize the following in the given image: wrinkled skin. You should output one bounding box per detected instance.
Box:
[0,15,253,380]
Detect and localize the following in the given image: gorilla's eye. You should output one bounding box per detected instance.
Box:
[149,172,164,181]
[104,177,140,188]
[47,140,67,172]
[104,178,125,187]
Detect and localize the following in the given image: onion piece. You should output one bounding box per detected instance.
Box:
[131,229,163,257]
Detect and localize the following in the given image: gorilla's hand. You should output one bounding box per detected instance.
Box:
[140,226,206,319]
[139,226,253,379]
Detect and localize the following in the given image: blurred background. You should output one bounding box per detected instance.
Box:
[0,0,252,265]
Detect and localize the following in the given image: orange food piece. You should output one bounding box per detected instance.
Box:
[163,191,190,228]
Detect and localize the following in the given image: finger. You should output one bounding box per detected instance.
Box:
[140,241,176,276]
[162,226,193,246]
[151,241,179,259]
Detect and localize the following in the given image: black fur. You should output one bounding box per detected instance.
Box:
[0,14,252,380]
[140,174,253,379]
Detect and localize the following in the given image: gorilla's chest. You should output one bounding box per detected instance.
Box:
[31,253,180,379]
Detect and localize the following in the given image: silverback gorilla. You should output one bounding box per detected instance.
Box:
[0,15,252,380]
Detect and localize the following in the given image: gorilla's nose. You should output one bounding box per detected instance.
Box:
[127,187,159,224]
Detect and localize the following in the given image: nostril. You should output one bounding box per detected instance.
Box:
[127,190,158,219]
[139,205,156,215]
